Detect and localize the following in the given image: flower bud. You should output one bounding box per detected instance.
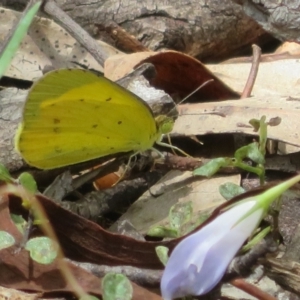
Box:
[161,175,300,299]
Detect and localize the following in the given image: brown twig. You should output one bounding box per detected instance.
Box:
[230,278,277,300]
[43,0,111,67]
[224,234,278,299]
[97,22,149,53]
[241,44,262,98]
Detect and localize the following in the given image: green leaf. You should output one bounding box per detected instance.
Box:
[0,1,42,78]
[219,182,245,200]
[155,246,169,266]
[25,237,58,264]
[18,172,37,193]
[10,214,27,234]
[242,226,271,252]
[102,273,133,300]
[234,142,265,164]
[258,116,267,156]
[193,157,231,177]
[0,164,12,182]
[169,201,193,231]
[253,174,300,212]
[147,226,178,238]
[249,118,260,132]
[178,212,211,236]
[0,231,15,250]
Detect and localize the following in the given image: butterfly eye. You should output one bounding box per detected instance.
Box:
[155,116,174,135]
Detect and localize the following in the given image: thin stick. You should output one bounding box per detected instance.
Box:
[241,44,261,98]
[101,22,149,52]
[230,278,277,300]
[43,0,111,67]
[5,184,90,299]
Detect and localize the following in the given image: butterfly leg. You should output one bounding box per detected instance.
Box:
[113,153,137,185]
[150,147,165,158]
[155,141,191,157]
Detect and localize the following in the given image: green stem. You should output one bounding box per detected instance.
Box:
[0,1,42,78]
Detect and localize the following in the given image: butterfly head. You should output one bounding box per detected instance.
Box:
[155,115,175,135]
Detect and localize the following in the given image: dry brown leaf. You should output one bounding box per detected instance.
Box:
[0,286,39,300]
[174,96,300,148]
[0,194,162,299]
[275,42,300,55]
[105,51,240,102]
[1,8,119,80]
[207,59,300,97]
[110,171,240,234]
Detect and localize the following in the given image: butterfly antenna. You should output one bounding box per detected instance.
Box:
[166,79,214,118]
[178,79,214,106]
[162,79,214,156]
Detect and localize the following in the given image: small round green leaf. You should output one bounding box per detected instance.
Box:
[25,237,57,264]
[0,231,15,250]
[219,182,245,200]
[0,163,12,182]
[249,118,260,132]
[10,214,27,234]
[102,273,133,300]
[155,246,169,266]
[169,201,193,231]
[18,172,37,193]
[147,226,178,238]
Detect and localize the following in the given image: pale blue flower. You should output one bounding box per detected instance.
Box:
[161,175,300,299]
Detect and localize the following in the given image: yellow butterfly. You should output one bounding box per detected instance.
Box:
[15,69,179,169]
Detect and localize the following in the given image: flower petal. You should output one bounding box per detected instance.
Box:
[161,200,263,299]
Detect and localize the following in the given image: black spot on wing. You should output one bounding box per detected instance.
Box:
[118,121,122,125]
[53,118,60,124]
[106,97,112,102]
[55,146,62,153]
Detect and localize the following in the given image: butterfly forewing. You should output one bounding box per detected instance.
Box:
[16,69,160,169]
